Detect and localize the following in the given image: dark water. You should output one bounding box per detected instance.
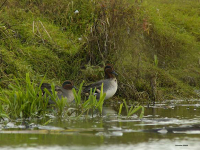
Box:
[0,99,200,150]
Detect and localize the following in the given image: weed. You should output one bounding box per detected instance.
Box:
[0,74,107,119]
[72,82,106,117]
[43,84,68,117]
[154,55,158,67]
[122,99,144,119]
[1,0,200,113]
[0,73,49,119]
[118,103,123,116]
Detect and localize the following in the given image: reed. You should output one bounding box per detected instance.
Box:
[0,73,49,119]
[122,99,144,118]
[73,82,106,117]
[0,73,144,120]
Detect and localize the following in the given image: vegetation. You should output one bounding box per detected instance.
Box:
[0,73,107,119]
[118,99,144,119]
[0,73,49,119]
[1,0,200,119]
[0,72,143,119]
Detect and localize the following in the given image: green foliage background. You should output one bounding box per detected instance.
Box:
[1,0,200,102]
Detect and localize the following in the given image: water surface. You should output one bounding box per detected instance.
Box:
[0,99,200,150]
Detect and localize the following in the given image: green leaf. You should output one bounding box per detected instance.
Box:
[118,103,123,116]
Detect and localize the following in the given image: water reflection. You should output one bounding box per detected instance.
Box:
[0,100,200,149]
[1,138,200,150]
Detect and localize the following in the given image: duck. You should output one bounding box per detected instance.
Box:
[41,80,76,104]
[83,64,118,100]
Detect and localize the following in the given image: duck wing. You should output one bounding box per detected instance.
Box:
[40,83,65,104]
[41,83,51,91]
[83,80,105,95]
[41,83,62,94]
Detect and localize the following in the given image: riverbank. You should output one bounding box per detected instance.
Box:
[1,0,200,103]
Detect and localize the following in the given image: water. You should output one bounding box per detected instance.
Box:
[0,99,200,150]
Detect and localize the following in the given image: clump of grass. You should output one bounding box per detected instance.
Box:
[73,82,106,117]
[0,73,74,119]
[96,83,106,115]
[0,98,9,119]
[0,74,107,119]
[73,81,84,108]
[118,99,144,119]
[0,72,145,120]
[43,84,68,117]
[85,83,106,116]
[0,73,49,119]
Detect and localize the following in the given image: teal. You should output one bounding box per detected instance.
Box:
[41,80,76,104]
[83,64,118,100]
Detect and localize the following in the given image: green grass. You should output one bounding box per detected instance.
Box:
[0,73,143,119]
[0,0,84,87]
[73,82,106,117]
[140,0,200,64]
[1,0,200,115]
[121,99,144,118]
[137,0,200,98]
[43,83,68,117]
[0,73,49,119]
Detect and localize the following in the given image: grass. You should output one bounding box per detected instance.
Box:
[140,0,200,66]
[73,82,106,117]
[1,0,200,117]
[0,73,143,120]
[118,99,144,119]
[113,0,200,100]
[0,73,49,119]
[43,83,68,117]
[0,0,84,87]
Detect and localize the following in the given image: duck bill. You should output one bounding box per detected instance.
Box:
[112,71,118,76]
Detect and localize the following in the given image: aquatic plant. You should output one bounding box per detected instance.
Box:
[0,100,9,119]
[43,84,68,117]
[95,83,106,115]
[0,73,146,120]
[0,73,49,119]
[119,99,144,119]
[73,81,84,109]
[118,103,124,116]
[0,74,107,119]
[73,82,106,117]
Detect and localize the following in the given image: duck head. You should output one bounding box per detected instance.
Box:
[62,80,77,90]
[104,64,118,79]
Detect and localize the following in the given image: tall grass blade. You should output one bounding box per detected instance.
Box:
[123,99,128,115]
[118,103,123,116]
[96,83,106,115]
